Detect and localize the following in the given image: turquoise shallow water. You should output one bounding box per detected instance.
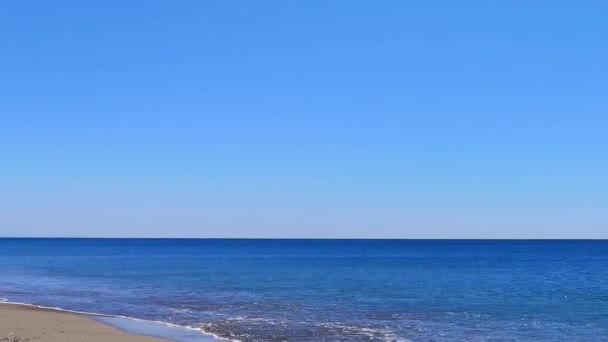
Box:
[94,315,222,341]
[1,239,608,341]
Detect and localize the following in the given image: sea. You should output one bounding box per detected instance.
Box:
[1,239,607,341]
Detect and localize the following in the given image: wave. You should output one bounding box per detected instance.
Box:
[1,298,409,341]
[319,322,410,342]
[196,315,409,342]
[0,299,239,342]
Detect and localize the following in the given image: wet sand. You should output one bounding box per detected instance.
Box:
[0,303,170,342]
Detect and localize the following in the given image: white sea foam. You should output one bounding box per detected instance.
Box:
[319,322,411,342]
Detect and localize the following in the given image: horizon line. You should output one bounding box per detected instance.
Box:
[1,237,607,241]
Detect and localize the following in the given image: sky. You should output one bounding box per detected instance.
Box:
[1,1,607,238]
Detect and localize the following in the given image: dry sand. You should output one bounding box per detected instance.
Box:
[0,303,170,342]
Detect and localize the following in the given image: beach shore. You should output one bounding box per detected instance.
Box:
[0,303,170,342]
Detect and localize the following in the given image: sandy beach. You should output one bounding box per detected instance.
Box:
[0,303,170,342]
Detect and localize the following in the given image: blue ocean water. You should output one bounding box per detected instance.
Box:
[1,239,607,341]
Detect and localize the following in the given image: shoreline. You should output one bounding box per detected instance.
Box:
[0,302,226,342]
[0,302,170,342]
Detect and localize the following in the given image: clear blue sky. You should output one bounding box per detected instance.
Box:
[1,1,607,238]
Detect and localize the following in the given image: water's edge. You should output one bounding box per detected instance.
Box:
[0,298,231,342]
